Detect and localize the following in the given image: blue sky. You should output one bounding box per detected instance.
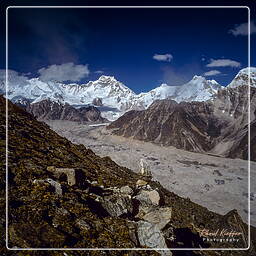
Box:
[2,6,256,93]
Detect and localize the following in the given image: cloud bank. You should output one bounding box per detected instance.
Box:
[161,62,204,86]
[229,20,256,36]
[206,59,241,68]
[204,70,221,76]
[0,69,29,89]
[38,63,90,82]
[153,54,173,62]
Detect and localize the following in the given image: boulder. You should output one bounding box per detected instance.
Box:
[142,207,172,230]
[136,179,148,187]
[134,189,160,207]
[101,193,133,217]
[120,185,133,195]
[137,221,172,255]
[47,166,84,186]
[75,218,91,231]
[33,178,62,195]
[45,178,62,195]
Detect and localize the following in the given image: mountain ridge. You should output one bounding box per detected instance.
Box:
[0,72,223,120]
[1,67,255,121]
[108,84,256,161]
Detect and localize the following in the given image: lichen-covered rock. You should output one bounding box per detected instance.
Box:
[75,218,91,231]
[101,193,133,217]
[120,185,133,195]
[45,178,62,195]
[137,221,172,255]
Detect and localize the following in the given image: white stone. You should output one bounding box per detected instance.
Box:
[137,221,172,255]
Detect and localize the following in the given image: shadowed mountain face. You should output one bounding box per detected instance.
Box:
[18,99,108,123]
[108,86,256,161]
[1,95,255,255]
[108,100,223,152]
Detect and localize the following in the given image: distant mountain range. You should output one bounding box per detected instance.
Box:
[2,67,255,121]
[108,68,256,161]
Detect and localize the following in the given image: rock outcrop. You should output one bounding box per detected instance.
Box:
[92,97,103,106]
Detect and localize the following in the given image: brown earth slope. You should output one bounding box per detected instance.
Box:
[0,95,256,256]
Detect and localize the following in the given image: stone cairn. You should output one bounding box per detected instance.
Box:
[136,159,152,187]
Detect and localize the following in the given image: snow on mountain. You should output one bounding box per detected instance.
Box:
[1,75,138,120]
[135,84,177,109]
[133,76,221,109]
[173,76,221,102]
[3,68,256,120]
[1,73,222,120]
[228,67,256,88]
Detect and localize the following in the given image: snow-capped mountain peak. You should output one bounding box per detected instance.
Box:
[192,75,205,81]
[1,67,255,121]
[228,67,256,88]
[97,75,118,83]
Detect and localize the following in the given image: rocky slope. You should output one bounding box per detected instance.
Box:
[108,99,223,152]
[108,84,256,161]
[209,84,256,160]
[1,96,256,255]
[18,99,108,123]
[228,67,256,88]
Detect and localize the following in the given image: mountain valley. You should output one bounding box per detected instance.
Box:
[46,120,256,227]
[1,67,256,254]
[2,96,256,254]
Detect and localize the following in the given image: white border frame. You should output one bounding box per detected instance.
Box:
[5,5,251,252]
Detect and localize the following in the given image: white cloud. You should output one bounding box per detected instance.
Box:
[0,69,29,88]
[95,70,104,74]
[204,70,221,76]
[161,62,203,86]
[206,59,241,68]
[38,62,90,82]
[229,20,256,36]
[153,53,173,62]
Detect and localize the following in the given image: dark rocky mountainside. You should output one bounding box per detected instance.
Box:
[210,85,256,160]
[18,99,108,123]
[108,99,223,152]
[108,86,256,161]
[1,96,256,255]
